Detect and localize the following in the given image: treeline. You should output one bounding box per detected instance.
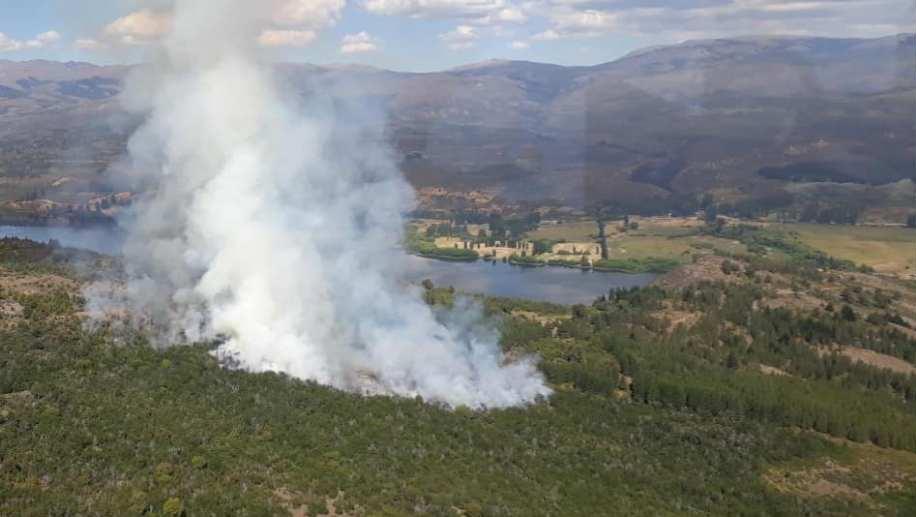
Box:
[3,237,916,514]
[703,223,860,273]
[630,366,916,450]
[5,281,880,515]
[500,277,916,454]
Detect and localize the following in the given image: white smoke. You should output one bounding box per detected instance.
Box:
[96,0,550,408]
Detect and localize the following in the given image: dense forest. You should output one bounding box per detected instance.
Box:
[2,237,916,515]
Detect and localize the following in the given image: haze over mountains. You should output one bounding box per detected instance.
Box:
[1,33,914,210]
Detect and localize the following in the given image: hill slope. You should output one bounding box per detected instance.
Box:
[0,34,913,210]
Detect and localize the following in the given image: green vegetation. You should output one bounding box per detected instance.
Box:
[405,228,479,262]
[592,257,680,274]
[3,238,916,515]
[508,254,679,273]
[778,223,916,274]
[417,246,479,261]
[706,224,859,271]
[527,221,597,241]
[506,253,544,267]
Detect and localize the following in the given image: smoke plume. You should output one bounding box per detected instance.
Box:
[99,0,550,408]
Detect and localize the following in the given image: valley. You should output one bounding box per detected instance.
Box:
[1,34,915,227]
[1,24,914,516]
[3,212,916,513]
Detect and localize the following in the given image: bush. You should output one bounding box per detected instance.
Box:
[163,498,183,516]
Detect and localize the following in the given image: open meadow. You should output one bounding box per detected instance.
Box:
[776,223,916,276]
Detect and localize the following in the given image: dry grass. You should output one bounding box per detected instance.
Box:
[765,434,916,510]
[530,216,744,264]
[527,220,598,241]
[0,268,78,295]
[757,364,790,376]
[654,255,739,289]
[817,345,916,376]
[510,309,570,325]
[776,223,916,275]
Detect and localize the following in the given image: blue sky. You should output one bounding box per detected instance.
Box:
[1,0,913,71]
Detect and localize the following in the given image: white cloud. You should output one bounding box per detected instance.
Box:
[510,39,530,48]
[32,31,62,47]
[0,34,19,52]
[531,29,561,40]
[477,6,529,24]
[549,9,618,37]
[103,9,171,45]
[439,25,479,49]
[531,0,914,41]
[79,2,345,52]
[366,0,503,17]
[272,0,347,29]
[258,29,318,47]
[340,31,379,53]
[0,30,61,52]
[365,0,529,27]
[74,38,104,51]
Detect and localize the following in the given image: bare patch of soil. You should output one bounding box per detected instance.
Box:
[273,488,356,517]
[759,288,826,312]
[757,364,789,376]
[818,345,916,375]
[765,435,916,509]
[652,306,703,333]
[654,255,738,289]
[510,310,569,325]
[0,268,78,295]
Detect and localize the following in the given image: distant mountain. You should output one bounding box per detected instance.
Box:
[0,34,913,211]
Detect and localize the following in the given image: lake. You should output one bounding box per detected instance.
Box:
[404,255,655,305]
[0,224,125,256]
[1,225,655,305]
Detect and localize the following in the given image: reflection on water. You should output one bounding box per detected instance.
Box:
[0,225,124,256]
[1,225,655,305]
[404,255,655,305]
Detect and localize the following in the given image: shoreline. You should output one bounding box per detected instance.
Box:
[0,215,118,229]
[410,251,667,276]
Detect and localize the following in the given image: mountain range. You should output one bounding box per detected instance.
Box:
[1,33,914,212]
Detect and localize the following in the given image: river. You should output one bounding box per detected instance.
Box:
[1,225,655,305]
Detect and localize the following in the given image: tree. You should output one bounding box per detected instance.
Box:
[595,217,609,259]
[840,304,858,322]
[704,205,719,226]
[714,217,727,234]
[532,240,552,255]
[721,260,739,275]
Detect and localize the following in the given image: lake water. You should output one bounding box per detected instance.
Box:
[0,225,125,256]
[404,255,655,305]
[1,225,655,305]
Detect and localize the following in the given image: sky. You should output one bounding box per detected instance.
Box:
[0,0,913,71]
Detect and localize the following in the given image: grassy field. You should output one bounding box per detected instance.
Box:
[531,219,915,277]
[529,217,745,263]
[527,221,598,241]
[778,224,916,275]
[608,234,745,261]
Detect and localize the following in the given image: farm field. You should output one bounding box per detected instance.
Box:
[777,223,916,275]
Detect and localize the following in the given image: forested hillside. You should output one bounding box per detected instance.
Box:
[2,235,916,515]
